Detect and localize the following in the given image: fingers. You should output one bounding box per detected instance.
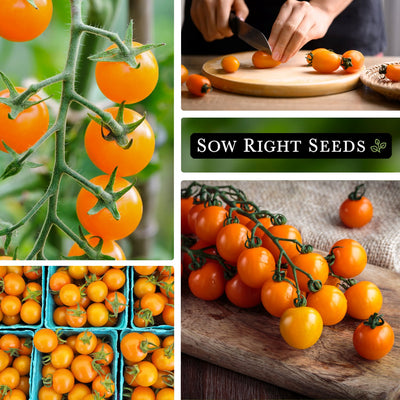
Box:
[269,0,330,63]
[190,0,237,42]
[232,0,249,21]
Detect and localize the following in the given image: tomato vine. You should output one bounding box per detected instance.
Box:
[0,0,163,260]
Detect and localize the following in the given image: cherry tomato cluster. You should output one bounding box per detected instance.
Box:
[181,183,394,359]
[133,266,174,328]
[50,266,127,328]
[307,48,365,74]
[34,329,116,400]
[0,266,43,327]
[121,331,174,400]
[0,332,33,399]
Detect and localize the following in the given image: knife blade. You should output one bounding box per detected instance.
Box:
[228,12,272,55]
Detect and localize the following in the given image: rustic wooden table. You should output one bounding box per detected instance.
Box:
[181,55,400,111]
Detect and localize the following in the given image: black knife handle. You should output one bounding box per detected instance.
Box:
[229,12,239,35]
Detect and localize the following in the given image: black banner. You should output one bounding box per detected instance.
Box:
[190,133,392,159]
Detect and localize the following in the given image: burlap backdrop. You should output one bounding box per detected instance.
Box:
[183,180,400,273]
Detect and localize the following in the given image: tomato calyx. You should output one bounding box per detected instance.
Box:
[340,57,353,70]
[0,73,49,120]
[25,0,39,9]
[88,102,147,149]
[379,64,388,76]
[364,312,385,329]
[89,21,164,69]
[0,385,11,399]
[105,293,127,317]
[87,167,134,220]
[347,183,366,201]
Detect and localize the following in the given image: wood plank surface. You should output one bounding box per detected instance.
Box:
[202,51,361,97]
[181,55,400,110]
[181,261,400,400]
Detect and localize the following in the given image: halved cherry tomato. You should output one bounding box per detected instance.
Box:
[252,51,281,68]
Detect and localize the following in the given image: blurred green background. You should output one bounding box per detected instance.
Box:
[0,0,173,260]
[182,118,400,172]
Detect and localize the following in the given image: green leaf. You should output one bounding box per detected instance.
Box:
[370,145,379,153]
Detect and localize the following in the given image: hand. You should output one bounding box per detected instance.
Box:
[269,0,350,63]
[190,0,249,42]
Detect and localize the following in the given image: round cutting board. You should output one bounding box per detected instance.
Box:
[202,50,361,97]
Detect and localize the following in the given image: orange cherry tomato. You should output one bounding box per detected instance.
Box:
[188,261,225,301]
[345,281,382,320]
[181,64,189,84]
[95,41,158,104]
[236,246,275,288]
[305,48,326,65]
[380,63,400,82]
[68,235,126,260]
[33,329,59,353]
[341,50,364,73]
[216,223,250,264]
[353,313,394,360]
[262,224,302,264]
[329,239,367,278]
[186,74,212,97]
[76,175,143,241]
[261,278,298,317]
[221,55,240,73]
[307,285,347,325]
[181,196,195,235]
[339,184,373,228]
[0,88,49,153]
[311,49,341,73]
[252,51,281,68]
[195,205,228,245]
[287,252,329,292]
[85,107,155,177]
[225,274,261,308]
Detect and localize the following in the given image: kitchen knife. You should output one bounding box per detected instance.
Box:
[228,12,272,55]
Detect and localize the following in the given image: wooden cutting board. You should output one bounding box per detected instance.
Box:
[202,51,362,97]
[181,261,400,399]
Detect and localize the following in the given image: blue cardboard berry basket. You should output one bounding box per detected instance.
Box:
[130,266,174,330]
[0,329,35,399]
[119,327,174,400]
[32,328,119,400]
[0,266,45,330]
[44,266,130,330]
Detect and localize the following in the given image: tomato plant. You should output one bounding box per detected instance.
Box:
[0,0,53,42]
[252,51,281,68]
[0,0,171,260]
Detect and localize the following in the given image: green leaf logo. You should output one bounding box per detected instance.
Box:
[371,139,387,153]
